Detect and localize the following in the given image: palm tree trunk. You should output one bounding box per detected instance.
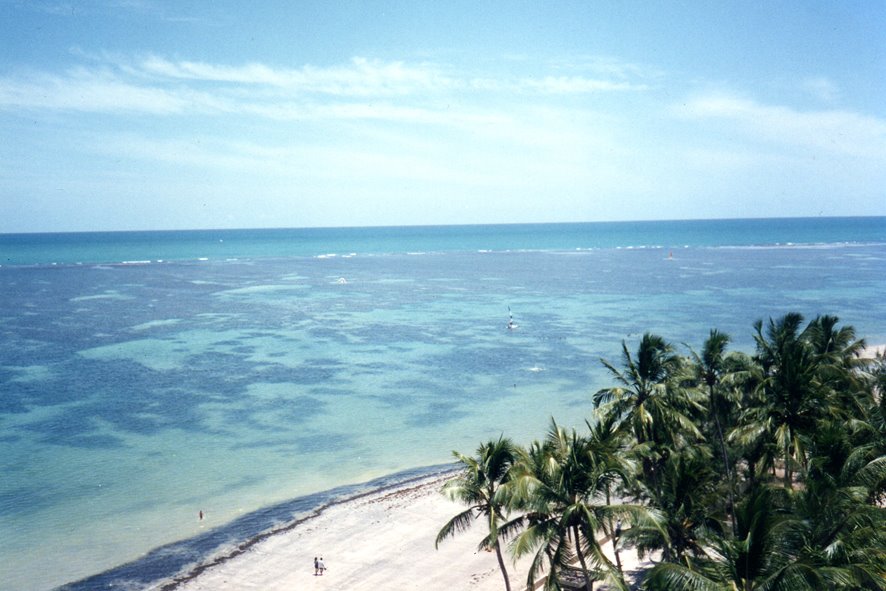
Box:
[571,524,594,591]
[710,385,738,535]
[604,487,622,574]
[493,542,512,591]
[783,441,792,489]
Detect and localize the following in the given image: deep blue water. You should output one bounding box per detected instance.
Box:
[1,218,885,591]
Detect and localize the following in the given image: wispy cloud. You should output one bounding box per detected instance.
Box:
[138,56,457,96]
[675,92,886,159]
[0,53,652,122]
[520,76,646,94]
[0,68,192,114]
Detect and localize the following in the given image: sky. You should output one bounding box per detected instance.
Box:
[1,1,884,233]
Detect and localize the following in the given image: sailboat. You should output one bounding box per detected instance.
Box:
[507,306,518,330]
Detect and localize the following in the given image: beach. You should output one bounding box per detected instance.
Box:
[167,471,523,590]
[166,471,649,591]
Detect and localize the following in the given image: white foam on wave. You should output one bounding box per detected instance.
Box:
[130,319,182,331]
[71,291,134,302]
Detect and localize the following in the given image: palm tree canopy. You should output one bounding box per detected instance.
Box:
[436,435,517,550]
[594,333,701,448]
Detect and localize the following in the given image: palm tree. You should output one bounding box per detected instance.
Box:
[507,419,656,591]
[689,329,739,534]
[585,413,634,574]
[804,314,869,419]
[645,475,886,591]
[643,485,834,591]
[798,424,886,588]
[629,446,724,565]
[747,313,824,488]
[594,333,703,498]
[844,367,886,504]
[436,436,518,591]
[804,314,866,363]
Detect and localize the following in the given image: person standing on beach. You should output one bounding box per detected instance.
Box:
[318,557,326,575]
[314,557,319,576]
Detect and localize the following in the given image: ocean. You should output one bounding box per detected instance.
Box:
[1,217,885,591]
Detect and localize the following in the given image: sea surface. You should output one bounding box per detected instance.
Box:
[1,217,885,591]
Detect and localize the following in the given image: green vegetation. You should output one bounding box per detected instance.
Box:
[438,313,886,591]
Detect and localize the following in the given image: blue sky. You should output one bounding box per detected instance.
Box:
[1,1,884,232]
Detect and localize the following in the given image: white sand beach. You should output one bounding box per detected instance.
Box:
[166,472,650,591]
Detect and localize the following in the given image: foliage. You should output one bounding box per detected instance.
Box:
[437,436,518,591]
[438,314,886,591]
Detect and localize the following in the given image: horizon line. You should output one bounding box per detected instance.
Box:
[3,213,885,237]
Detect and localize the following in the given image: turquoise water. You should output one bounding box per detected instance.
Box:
[1,218,885,590]
[3,217,885,266]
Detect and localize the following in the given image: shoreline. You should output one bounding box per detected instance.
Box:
[158,466,461,590]
[157,469,521,591]
[153,469,652,591]
[56,465,459,591]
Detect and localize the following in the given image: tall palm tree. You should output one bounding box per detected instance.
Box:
[804,314,869,419]
[804,314,866,363]
[585,413,634,574]
[629,446,724,565]
[594,333,703,498]
[689,329,739,534]
[507,419,656,591]
[437,436,518,591]
[746,313,824,488]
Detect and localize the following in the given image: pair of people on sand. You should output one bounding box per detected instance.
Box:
[313,556,326,576]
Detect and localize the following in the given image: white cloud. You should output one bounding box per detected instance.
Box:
[0,68,190,114]
[520,75,646,94]
[552,55,665,81]
[138,56,457,96]
[675,92,886,159]
[0,53,653,122]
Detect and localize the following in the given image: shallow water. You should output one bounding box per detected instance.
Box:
[1,220,885,590]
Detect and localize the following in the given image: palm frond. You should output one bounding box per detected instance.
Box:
[435,507,478,548]
[644,562,725,591]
